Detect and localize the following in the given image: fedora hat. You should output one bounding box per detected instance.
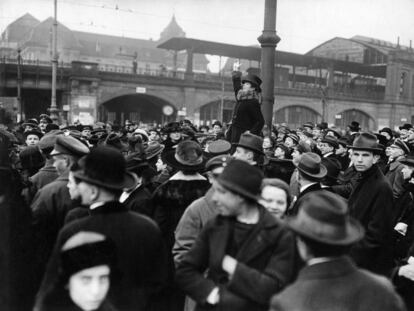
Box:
[216,159,263,202]
[145,141,165,160]
[233,132,264,155]
[296,152,327,179]
[347,132,382,152]
[241,74,262,92]
[73,146,136,190]
[162,140,206,172]
[348,121,361,131]
[288,191,364,245]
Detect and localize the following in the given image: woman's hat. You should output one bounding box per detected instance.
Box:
[162,140,206,171]
[241,74,262,92]
[216,159,264,202]
[347,132,382,152]
[285,133,299,144]
[60,231,117,282]
[73,146,137,190]
[287,191,364,245]
[321,136,339,149]
[296,152,327,179]
[295,141,311,154]
[233,132,264,155]
[162,121,182,134]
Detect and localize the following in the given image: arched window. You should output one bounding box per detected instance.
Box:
[334,109,375,131]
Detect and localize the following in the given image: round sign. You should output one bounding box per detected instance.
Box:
[162,105,174,116]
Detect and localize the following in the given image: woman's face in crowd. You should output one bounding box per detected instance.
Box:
[263,137,273,150]
[169,131,181,142]
[260,185,288,218]
[291,148,300,160]
[284,137,294,148]
[274,147,286,159]
[26,134,40,146]
[68,265,110,311]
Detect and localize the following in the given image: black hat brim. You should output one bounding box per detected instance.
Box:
[73,171,137,190]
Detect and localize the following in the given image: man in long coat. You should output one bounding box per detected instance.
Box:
[347,132,394,275]
[270,191,405,311]
[36,146,168,311]
[175,160,296,311]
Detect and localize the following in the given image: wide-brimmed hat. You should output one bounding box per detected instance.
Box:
[347,132,382,152]
[325,128,342,139]
[296,152,327,179]
[162,140,206,171]
[399,123,413,131]
[216,159,263,202]
[241,74,262,92]
[379,127,393,138]
[233,132,264,155]
[288,191,364,245]
[162,121,182,134]
[391,138,410,155]
[73,146,137,190]
[145,141,165,160]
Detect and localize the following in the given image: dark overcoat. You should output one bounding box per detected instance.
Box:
[270,256,405,311]
[226,72,264,144]
[175,207,297,311]
[29,163,58,194]
[348,164,394,275]
[37,201,168,311]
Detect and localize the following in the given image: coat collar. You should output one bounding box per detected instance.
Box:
[56,170,69,181]
[213,206,283,263]
[298,256,356,280]
[90,201,128,214]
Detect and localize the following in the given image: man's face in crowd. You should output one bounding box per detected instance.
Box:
[284,137,295,148]
[260,185,287,219]
[402,165,414,180]
[169,131,181,142]
[26,134,40,146]
[39,121,48,131]
[148,131,159,142]
[233,147,252,163]
[318,142,333,155]
[212,125,222,134]
[52,154,69,175]
[68,265,110,311]
[400,129,409,139]
[82,129,91,138]
[351,150,378,172]
[388,145,403,159]
[67,171,81,200]
[212,180,242,217]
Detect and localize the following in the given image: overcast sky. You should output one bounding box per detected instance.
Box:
[1,0,413,67]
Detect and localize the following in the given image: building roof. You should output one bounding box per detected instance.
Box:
[1,13,40,42]
[159,14,185,42]
[22,17,82,49]
[158,37,386,77]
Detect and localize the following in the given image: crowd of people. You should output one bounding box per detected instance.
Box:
[2,71,414,311]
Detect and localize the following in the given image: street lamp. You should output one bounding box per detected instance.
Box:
[258,0,281,130]
[49,0,59,123]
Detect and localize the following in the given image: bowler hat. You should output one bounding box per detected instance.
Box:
[145,141,165,160]
[216,159,263,202]
[288,191,364,245]
[162,140,206,171]
[379,127,393,138]
[233,132,264,155]
[390,138,410,155]
[51,135,90,157]
[348,121,361,131]
[347,132,382,152]
[73,146,136,190]
[241,74,262,92]
[303,122,314,129]
[296,152,327,179]
[326,128,342,139]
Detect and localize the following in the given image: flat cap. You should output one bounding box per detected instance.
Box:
[37,131,63,151]
[51,135,89,157]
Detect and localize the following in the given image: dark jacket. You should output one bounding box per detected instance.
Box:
[288,183,322,216]
[31,170,73,290]
[226,72,264,144]
[122,184,152,216]
[37,201,168,311]
[29,162,58,195]
[175,206,297,311]
[392,242,414,311]
[385,158,407,200]
[270,256,405,311]
[348,164,394,276]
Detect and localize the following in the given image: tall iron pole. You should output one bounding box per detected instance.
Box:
[258,0,280,130]
[50,0,59,123]
[17,48,22,122]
